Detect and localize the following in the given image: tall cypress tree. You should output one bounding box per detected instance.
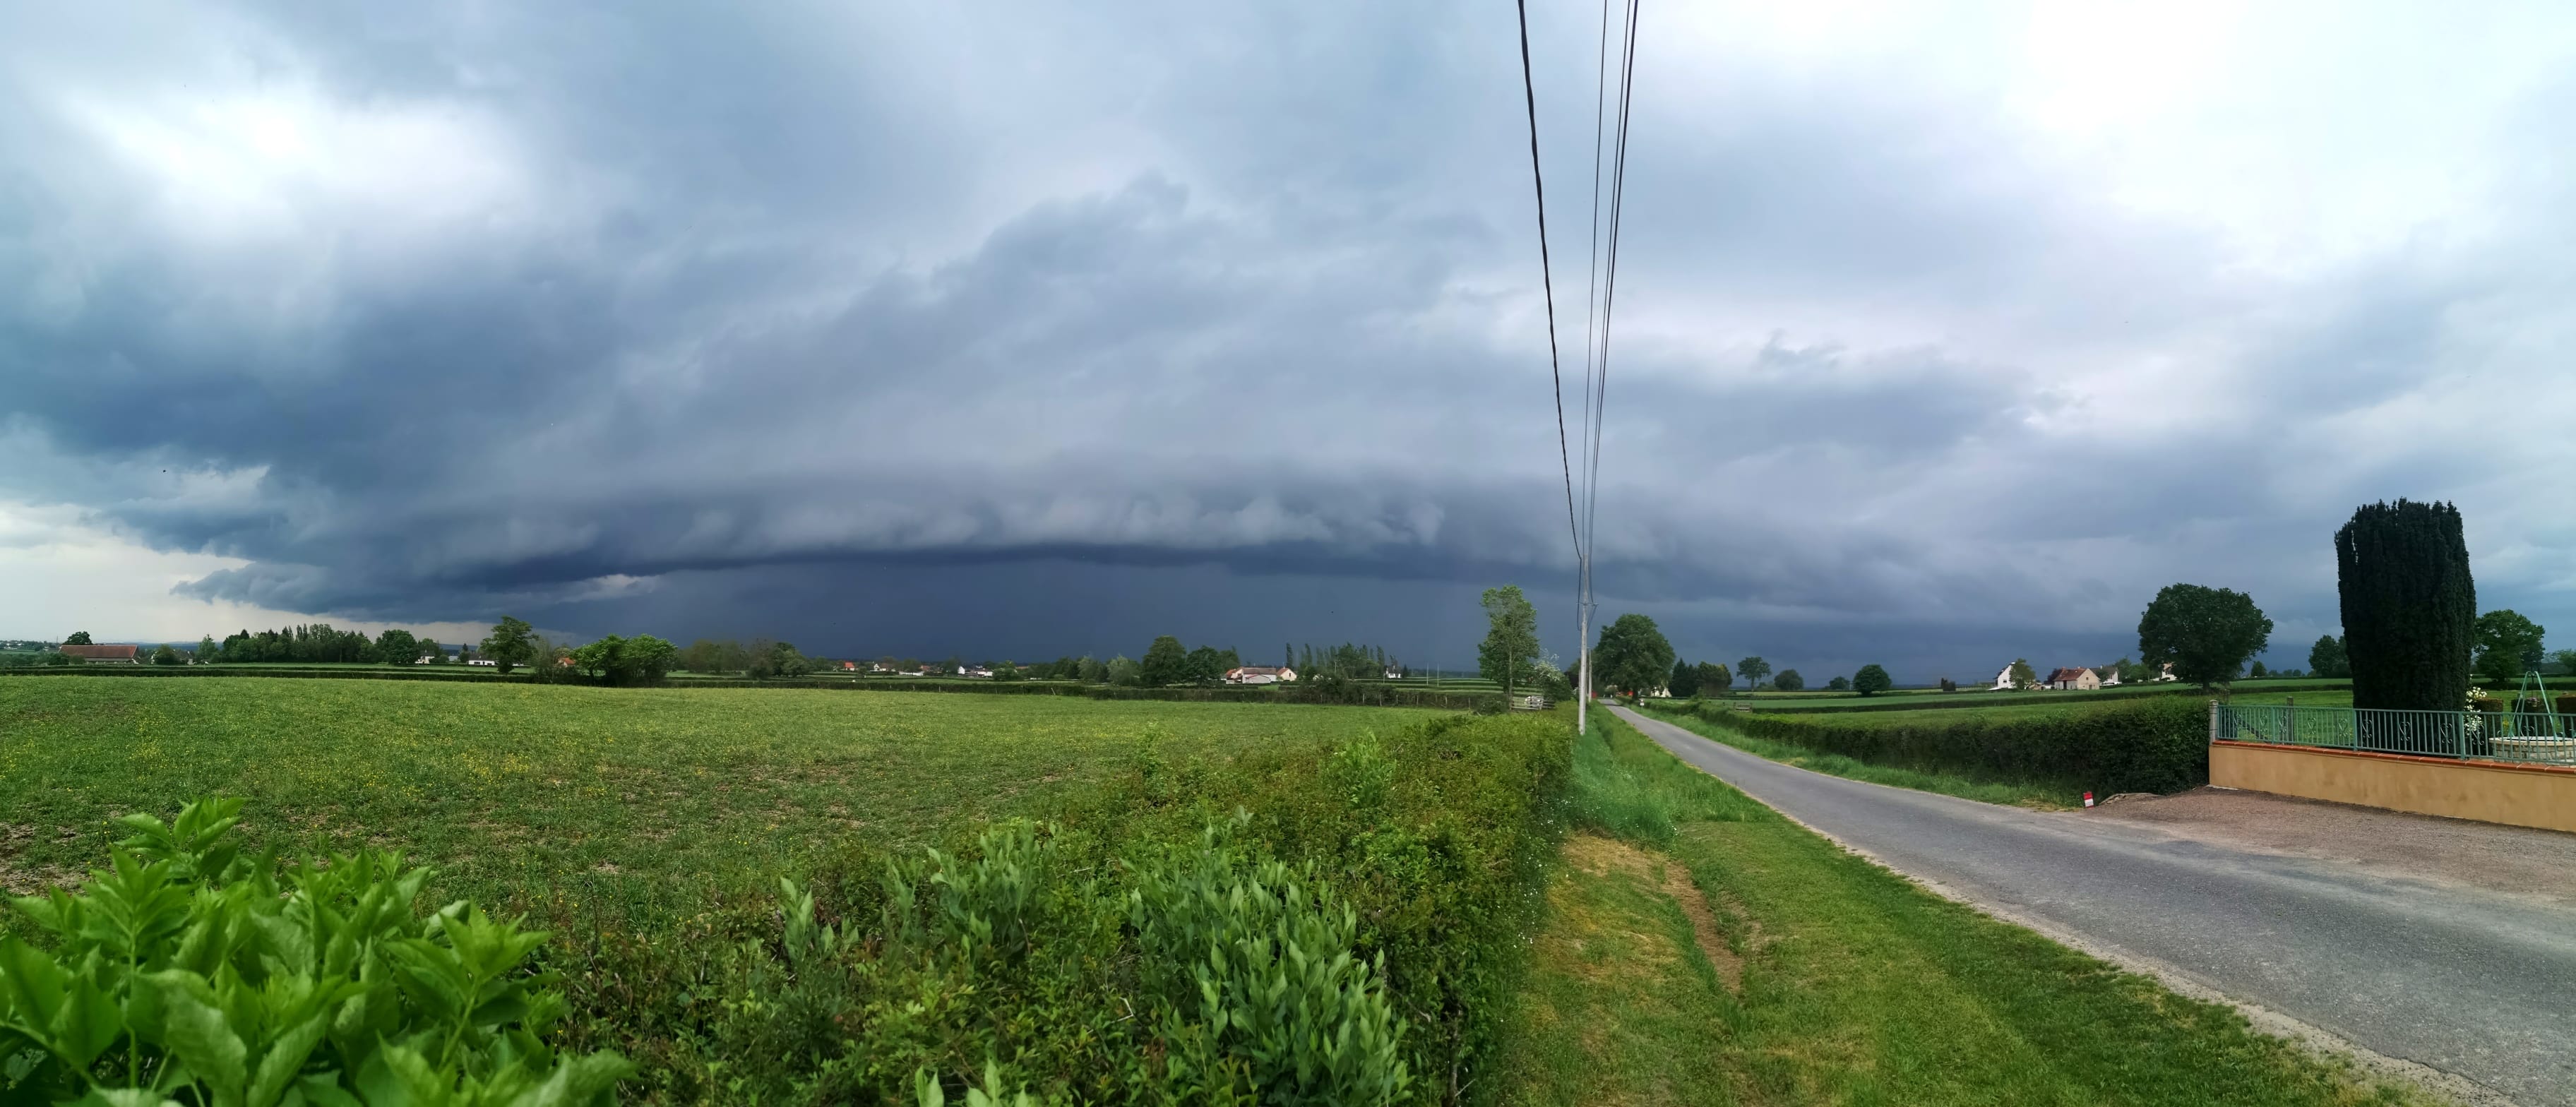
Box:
[2335,500,2475,711]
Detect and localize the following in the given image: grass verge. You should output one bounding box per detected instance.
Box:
[1493,710,2440,1106]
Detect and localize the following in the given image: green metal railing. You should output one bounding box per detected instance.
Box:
[2214,702,2576,765]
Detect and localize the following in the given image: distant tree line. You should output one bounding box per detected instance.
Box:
[210,624,463,666]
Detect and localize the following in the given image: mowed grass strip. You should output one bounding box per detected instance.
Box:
[0,677,1437,915]
[1498,713,2438,1107]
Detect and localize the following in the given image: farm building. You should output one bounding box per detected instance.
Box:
[1224,666,1297,685]
[2044,667,2101,690]
[59,644,140,664]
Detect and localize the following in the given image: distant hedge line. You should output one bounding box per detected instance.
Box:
[555,710,1573,1103]
[1646,694,2211,794]
[0,666,1503,711]
[1735,679,2351,715]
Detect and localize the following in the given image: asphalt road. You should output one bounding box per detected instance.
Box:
[1609,705,2576,1106]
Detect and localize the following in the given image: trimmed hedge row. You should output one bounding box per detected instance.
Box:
[0,666,1502,711]
[1738,679,2351,716]
[1647,695,2211,794]
[547,710,1573,1104]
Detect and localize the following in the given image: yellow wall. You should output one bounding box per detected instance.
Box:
[2210,741,2576,834]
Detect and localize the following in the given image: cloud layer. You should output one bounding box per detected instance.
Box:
[4,0,2574,678]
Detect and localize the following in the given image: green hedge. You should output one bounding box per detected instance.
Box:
[1646,695,2210,794]
[1739,679,2350,716]
[547,711,1572,1105]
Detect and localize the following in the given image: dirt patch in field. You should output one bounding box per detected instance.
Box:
[2087,786,2576,905]
[0,822,81,895]
[1563,833,1745,991]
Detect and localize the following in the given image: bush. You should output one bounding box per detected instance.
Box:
[0,798,630,1105]
[551,712,1570,1104]
[1646,695,2210,795]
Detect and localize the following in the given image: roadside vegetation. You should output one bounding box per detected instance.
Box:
[1640,693,2210,803]
[1496,711,2439,1106]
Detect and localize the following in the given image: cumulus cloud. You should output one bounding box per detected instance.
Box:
[1,0,2572,677]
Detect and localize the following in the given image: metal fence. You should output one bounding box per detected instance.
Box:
[2214,702,2576,765]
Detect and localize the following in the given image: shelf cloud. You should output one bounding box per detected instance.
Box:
[4,0,2572,678]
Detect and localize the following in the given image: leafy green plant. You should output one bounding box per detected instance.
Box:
[1127,825,1409,1106]
[0,798,631,1106]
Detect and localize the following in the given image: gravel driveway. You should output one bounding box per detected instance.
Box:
[1611,705,2576,1106]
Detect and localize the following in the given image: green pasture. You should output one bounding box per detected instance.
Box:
[0,677,1436,913]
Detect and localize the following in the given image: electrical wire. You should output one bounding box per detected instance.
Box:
[1512,0,1582,560]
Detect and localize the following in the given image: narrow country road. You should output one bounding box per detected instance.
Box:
[1609,705,2576,1106]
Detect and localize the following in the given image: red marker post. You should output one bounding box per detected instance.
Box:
[2082,791,2096,808]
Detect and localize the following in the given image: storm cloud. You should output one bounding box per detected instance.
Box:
[4,0,2574,680]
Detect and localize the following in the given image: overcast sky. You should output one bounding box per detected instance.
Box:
[4,1,2572,681]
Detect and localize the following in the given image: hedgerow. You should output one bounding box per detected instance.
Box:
[533,711,1570,1104]
[1645,695,2210,795]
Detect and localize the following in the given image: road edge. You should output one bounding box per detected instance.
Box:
[1607,705,2520,1107]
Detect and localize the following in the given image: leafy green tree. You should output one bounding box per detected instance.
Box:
[2308,635,2349,678]
[1078,655,1107,683]
[2008,658,2037,690]
[1477,585,1542,698]
[150,644,180,666]
[1772,669,1805,692]
[376,629,420,666]
[629,635,679,683]
[1736,656,1770,690]
[1184,645,1227,685]
[1141,635,1189,686]
[480,616,539,676]
[2336,499,2475,712]
[572,635,625,681]
[1853,664,1892,696]
[1668,659,1700,699]
[194,635,217,663]
[746,640,812,680]
[2473,609,2547,685]
[1594,614,1676,697]
[63,630,90,645]
[1825,675,1851,691]
[2556,649,2576,677]
[1105,654,1140,686]
[2248,660,2269,678]
[1695,662,1732,695]
[2137,582,2274,690]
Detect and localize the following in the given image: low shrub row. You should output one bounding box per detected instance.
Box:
[1740,679,2351,715]
[1645,695,2210,794]
[540,710,1572,1104]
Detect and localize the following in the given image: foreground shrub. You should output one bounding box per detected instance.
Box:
[1647,695,2210,795]
[549,712,1570,1105]
[0,798,630,1106]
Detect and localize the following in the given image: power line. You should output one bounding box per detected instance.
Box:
[1576,0,1640,731]
[1512,0,1582,560]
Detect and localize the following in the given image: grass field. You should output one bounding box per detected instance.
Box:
[1496,712,2434,1106]
[0,677,1437,912]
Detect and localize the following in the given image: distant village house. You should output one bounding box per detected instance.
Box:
[59,645,139,664]
[1224,666,1296,685]
[2044,666,2100,691]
